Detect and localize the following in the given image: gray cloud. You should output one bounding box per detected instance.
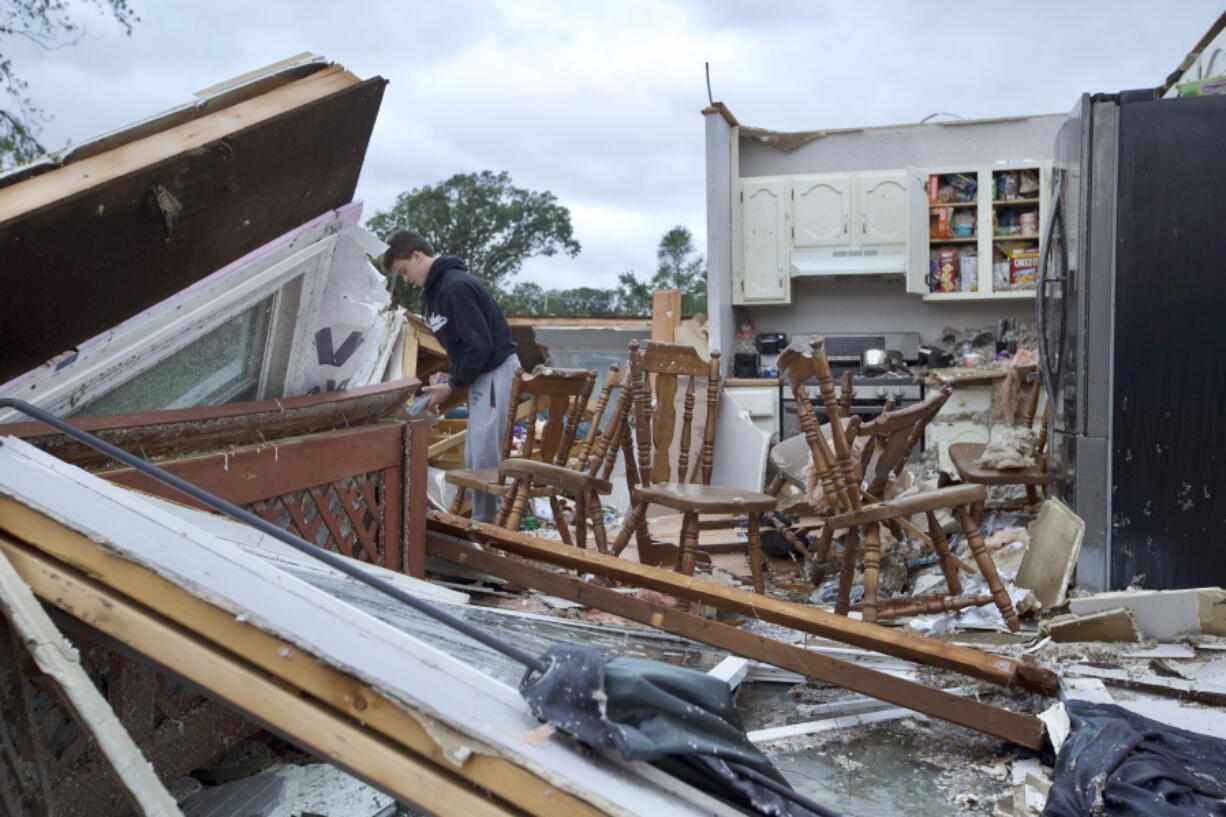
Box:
[7,0,1222,291]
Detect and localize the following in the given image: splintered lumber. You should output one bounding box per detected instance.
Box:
[427,534,1047,749]
[0,549,184,817]
[427,511,1058,696]
[0,539,520,817]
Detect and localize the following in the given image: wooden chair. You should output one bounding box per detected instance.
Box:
[948,376,1050,513]
[779,337,1019,630]
[497,363,633,552]
[609,341,777,593]
[446,365,595,537]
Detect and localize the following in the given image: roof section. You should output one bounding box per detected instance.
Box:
[0,58,386,384]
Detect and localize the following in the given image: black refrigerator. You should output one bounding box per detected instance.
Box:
[1038,89,1226,591]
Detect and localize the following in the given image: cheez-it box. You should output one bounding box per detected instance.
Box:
[1011,246,1039,286]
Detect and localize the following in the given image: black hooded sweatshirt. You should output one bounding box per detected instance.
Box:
[422,256,517,389]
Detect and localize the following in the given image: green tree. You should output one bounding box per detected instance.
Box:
[616,226,707,316]
[2,1,139,167]
[366,170,581,294]
[499,280,546,315]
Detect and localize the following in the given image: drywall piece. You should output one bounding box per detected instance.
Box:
[1114,699,1226,740]
[1069,587,1226,641]
[706,656,754,690]
[1015,499,1084,612]
[0,549,183,816]
[747,706,928,744]
[1059,677,1114,704]
[1068,665,1226,706]
[1038,703,1071,754]
[182,771,291,817]
[1123,643,1197,659]
[710,389,770,494]
[1010,758,1051,817]
[1043,607,1141,643]
[1177,656,1226,683]
[0,438,739,817]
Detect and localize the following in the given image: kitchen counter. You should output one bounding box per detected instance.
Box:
[725,378,779,387]
[924,363,1036,387]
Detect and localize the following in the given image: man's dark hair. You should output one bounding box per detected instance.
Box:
[383,230,435,269]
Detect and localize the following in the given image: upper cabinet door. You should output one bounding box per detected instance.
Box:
[739,179,789,303]
[792,175,851,248]
[857,172,907,246]
[904,167,932,294]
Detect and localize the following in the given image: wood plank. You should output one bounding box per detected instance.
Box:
[0,549,183,817]
[405,421,428,579]
[652,289,682,343]
[427,511,1057,696]
[706,657,754,691]
[0,518,609,817]
[100,424,403,509]
[0,541,523,817]
[4,380,419,470]
[427,534,1046,749]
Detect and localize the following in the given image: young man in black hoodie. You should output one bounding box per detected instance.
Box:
[385,230,518,522]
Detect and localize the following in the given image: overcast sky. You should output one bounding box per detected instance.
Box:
[8,1,1222,289]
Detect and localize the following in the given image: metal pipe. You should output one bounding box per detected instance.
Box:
[0,398,547,674]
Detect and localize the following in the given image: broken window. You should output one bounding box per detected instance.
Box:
[75,297,274,416]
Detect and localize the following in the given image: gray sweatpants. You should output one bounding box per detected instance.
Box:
[465,354,520,522]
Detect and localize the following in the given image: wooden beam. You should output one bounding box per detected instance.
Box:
[652,289,683,343]
[426,511,1057,696]
[0,539,523,817]
[0,526,606,817]
[427,534,1046,749]
[0,549,183,817]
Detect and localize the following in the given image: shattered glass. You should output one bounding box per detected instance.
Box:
[76,297,274,416]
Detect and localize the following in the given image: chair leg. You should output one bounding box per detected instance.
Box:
[549,496,573,546]
[810,523,835,587]
[956,505,1020,632]
[860,524,882,624]
[926,511,963,596]
[573,493,588,549]
[971,500,985,530]
[587,492,609,555]
[766,473,785,496]
[746,513,765,595]
[503,478,532,532]
[448,485,466,516]
[1024,484,1039,513]
[611,500,647,557]
[677,512,701,577]
[494,479,517,528]
[834,526,862,617]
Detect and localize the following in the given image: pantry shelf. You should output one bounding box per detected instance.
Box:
[993,234,1041,241]
[929,201,978,208]
[992,198,1041,206]
[930,237,978,244]
[922,289,1036,301]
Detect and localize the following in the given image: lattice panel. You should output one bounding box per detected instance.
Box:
[247,471,386,565]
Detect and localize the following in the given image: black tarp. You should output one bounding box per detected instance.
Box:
[521,644,831,817]
[1043,700,1226,817]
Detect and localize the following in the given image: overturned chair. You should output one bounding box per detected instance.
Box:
[780,337,1019,630]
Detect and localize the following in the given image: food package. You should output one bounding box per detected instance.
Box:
[1177,75,1226,97]
[949,173,978,202]
[993,251,1012,289]
[998,172,1019,200]
[937,247,958,292]
[959,247,978,292]
[951,209,975,238]
[1019,169,1040,196]
[928,175,940,204]
[932,206,953,238]
[1010,245,1040,286]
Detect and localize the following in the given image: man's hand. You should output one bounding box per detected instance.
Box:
[423,380,453,409]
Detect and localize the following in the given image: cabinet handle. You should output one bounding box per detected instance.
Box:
[842,214,848,234]
[861,213,867,234]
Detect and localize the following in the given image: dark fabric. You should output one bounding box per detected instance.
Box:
[1043,700,1226,817]
[520,644,824,817]
[422,256,516,389]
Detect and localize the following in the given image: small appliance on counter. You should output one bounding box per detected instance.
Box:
[754,332,788,377]
[732,352,761,379]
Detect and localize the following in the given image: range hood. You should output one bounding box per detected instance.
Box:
[790,247,906,277]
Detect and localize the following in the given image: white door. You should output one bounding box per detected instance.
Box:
[904,166,932,293]
[740,180,788,302]
[857,172,907,246]
[792,175,851,248]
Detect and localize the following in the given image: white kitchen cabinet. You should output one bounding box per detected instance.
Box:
[734,178,790,304]
[792,174,851,248]
[906,161,1052,300]
[856,171,907,246]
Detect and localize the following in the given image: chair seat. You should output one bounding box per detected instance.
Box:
[949,442,1049,486]
[827,483,987,528]
[633,482,778,514]
[498,459,613,495]
[768,433,812,489]
[444,467,507,494]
